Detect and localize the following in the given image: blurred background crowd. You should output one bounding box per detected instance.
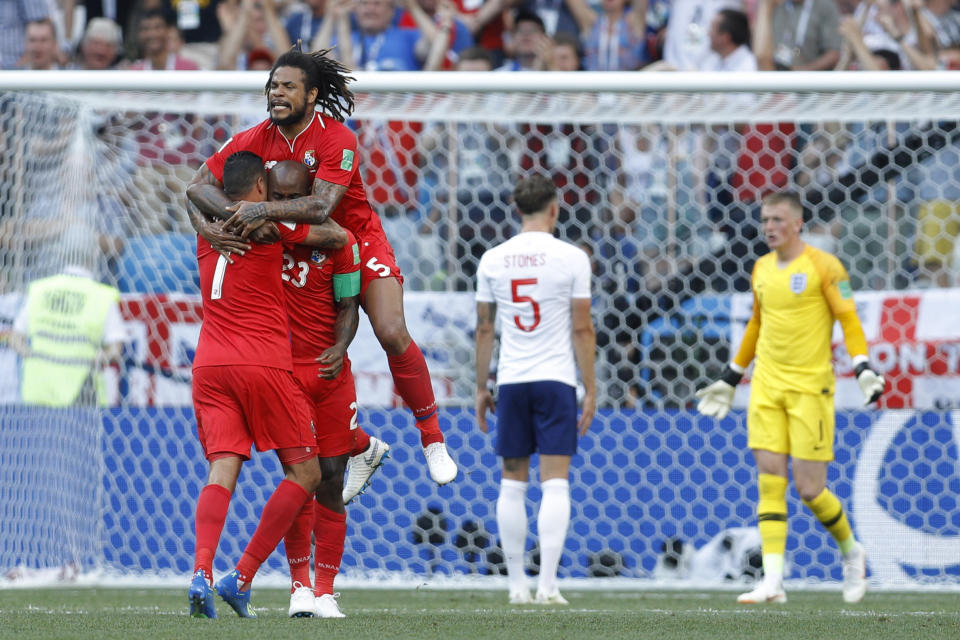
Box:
[2,0,960,409]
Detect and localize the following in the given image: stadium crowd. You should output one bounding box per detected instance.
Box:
[2,0,960,409]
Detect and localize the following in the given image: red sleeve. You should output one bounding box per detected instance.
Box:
[278,222,309,247]
[205,126,260,182]
[314,122,359,187]
[332,230,361,274]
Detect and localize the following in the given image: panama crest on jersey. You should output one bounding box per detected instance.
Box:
[310,249,327,266]
[264,160,278,170]
[303,149,316,167]
[789,273,807,294]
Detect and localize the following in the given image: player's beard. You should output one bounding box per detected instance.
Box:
[269,99,308,127]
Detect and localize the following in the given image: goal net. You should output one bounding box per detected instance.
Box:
[0,71,959,588]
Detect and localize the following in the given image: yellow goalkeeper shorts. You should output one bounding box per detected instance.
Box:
[747,384,835,461]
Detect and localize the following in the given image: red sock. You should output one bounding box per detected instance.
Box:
[235,479,309,584]
[387,341,443,447]
[313,501,347,596]
[284,500,314,591]
[351,426,371,457]
[193,484,232,579]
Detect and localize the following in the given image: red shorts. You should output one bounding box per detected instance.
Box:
[193,365,317,464]
[358,230,404,300]
[293,360,358,457]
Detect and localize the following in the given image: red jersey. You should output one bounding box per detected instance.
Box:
[206,113,386,242]
[283,230,362,364]
[193,222,308,370]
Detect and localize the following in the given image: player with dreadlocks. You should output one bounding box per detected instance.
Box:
[185,44,458,527]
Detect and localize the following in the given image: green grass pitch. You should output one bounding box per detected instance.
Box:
[1,588,959,639]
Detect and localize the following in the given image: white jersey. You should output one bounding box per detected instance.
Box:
[475,231,591,387]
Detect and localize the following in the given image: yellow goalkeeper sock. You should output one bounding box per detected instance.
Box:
[803,488,855,555]
[757,473,788,575]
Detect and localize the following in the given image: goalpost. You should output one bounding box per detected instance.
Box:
[0,70,959,589]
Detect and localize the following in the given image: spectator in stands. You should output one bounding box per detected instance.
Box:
[544,31,582,70]
[316,0,428,70]
[0,1,51,69]
[416,47,518,290]
[702,8,755,72]
[837,15,902,70]
[162,0,223,68]
[20,19,62,70]
[566,0,648,70]
[400,0,474,70]
[216,0,290,70]
[285,0,326,47]
[517,0,580,40]
[131,9,200,70]
[876,4,960,70]
[497,10,550,70]
[920,0,960,50]
[660,0,742,71]
[454,0,509,66]
[72,17,123,70]
[754,0,841,71]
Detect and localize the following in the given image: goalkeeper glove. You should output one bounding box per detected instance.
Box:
[853,356,885,405]
[695,364,744,420]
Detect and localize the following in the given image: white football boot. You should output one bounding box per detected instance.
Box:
[342,437,390,504]
[423,442,458,485]
[315,593,346,618]
[288,583,315,618]
[842,541,868,603]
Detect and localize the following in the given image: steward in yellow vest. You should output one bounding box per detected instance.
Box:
[11,267,123,407]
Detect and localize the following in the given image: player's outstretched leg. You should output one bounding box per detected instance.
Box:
[188,569,217,618]
[365,277,457,485]
[343,433,390,504]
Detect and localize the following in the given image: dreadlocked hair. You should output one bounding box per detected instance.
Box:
[265,47,356,122]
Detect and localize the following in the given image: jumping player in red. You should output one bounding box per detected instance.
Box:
[188,151,340,619]
[186,48,457,486]
[269,160,382,618]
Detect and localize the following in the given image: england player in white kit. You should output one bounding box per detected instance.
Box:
[474,174,597,606]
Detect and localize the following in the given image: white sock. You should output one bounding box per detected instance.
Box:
[536,478,570,596]
[496,478,529,594]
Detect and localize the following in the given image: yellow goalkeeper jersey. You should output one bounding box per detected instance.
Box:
[733,245,868,395]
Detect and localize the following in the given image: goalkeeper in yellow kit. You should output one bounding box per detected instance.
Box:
[696,192,885,604]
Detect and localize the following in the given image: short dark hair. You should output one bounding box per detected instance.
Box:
[267,48,355,122]
[139,8,173,28]
[223,151,265,199]
[27,17,56,39]
[458,46,496,69]
[514,9,545,33]
[716,9,750,48]
[762,191,804,218]
[514,174,557,215]
[872,48,902,71]
[553,32,582,59]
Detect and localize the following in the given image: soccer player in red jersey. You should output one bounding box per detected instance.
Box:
[269,160,385,618]
[186,47,457,486]
[188,151,342,619]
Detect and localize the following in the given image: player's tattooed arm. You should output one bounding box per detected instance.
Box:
[474,301,497,433]
[185,165,251,259]
[302,218,349,250]
[185,164,232,223]
[316,294,360,380]
[224,178,348,238]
